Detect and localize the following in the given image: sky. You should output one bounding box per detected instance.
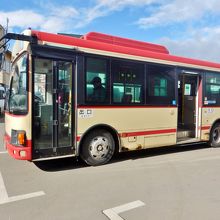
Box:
[1,0,220,62]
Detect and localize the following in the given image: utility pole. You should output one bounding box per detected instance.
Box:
[0,24,5,71]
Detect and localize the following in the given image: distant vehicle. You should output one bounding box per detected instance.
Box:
[0,86,5,116]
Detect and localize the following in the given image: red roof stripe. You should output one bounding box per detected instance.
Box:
[31,30,220,70]
[81,32,169,54]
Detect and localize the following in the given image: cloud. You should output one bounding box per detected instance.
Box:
[0,4,80,33]
[75,0,160,28]
[0,0,161,32]
[1,0,220,33]
[137,0,220,28]
[0,10,44,30]
[1,0,220,62]
[49,6,79,18]
[96,0,157,10]
[159,26,220,62]
[131,0,220,62]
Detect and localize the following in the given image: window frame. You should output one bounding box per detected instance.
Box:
[204,71,220,106]
[7,52,29,115]
[80,54,180,107]
[84,56,110,105]
[146,63,176,106]
[111,58,145,105]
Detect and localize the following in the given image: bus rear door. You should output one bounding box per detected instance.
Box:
[177,71,201,143]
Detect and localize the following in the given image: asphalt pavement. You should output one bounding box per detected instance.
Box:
[1,117,220,220]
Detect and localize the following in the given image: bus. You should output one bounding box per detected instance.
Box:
[2,30,220,166]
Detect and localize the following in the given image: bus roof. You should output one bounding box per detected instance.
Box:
[81,32,169,54]
[31,30,220,71]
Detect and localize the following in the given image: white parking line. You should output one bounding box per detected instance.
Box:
[0,172,45,205]
[0,151,7,154]
[103,200,145,220]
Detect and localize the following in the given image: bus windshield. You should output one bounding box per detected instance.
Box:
[8,54,28,114]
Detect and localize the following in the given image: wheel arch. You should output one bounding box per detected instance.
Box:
[77,124,121,156]
[208,118,220,147]
[210,118,220,133]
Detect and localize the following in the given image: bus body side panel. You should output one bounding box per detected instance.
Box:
[77,107,177,151]
[200,107,220,141]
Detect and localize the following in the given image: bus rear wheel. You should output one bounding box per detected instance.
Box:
[209,123,220,147]
[80,129,115,166]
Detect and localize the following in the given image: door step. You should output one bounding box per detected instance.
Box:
[177,138,200,145]
[177,130,195,139]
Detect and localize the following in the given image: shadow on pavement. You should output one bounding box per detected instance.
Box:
[34,143,210,172]
[34,157,86,172]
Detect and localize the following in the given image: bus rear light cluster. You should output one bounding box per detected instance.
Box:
[11,130,27,147]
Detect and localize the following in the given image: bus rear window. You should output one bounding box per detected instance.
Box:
[8,54,28,114]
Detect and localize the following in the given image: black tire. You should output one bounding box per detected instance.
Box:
[80,129,115,166]
[209,123,220,147]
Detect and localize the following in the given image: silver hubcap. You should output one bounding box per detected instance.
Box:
[213,127,220,143]
[89,136,110,160]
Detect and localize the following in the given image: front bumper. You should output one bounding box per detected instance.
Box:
[4,134,32,160]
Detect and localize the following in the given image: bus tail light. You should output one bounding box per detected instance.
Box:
[11,130,26,147]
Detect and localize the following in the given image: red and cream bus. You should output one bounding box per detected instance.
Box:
[2,30,220,165]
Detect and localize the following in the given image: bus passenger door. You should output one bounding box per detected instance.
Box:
[177,73,200,142]
[54,61,74,155]
[33,58,74,159]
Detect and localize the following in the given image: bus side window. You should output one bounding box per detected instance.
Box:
[111,60,144,104]
[146,64,175,105]
[204,72,220,106]
[85,57,109,103]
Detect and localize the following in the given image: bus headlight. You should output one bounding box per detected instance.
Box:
[11,130,26,146]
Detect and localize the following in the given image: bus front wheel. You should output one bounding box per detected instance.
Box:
[209,123,220,147]
[80,129,115,166]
